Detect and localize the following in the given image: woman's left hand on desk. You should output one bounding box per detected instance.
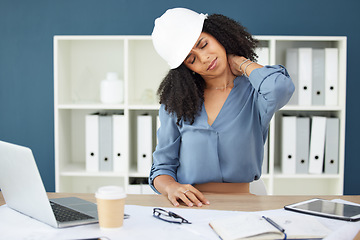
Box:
[166,182,210,207]
[154,175,210,207]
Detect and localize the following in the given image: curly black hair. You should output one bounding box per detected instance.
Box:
[157,14,259,125]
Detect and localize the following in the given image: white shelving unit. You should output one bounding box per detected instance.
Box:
[54,35,346,195]
[54,36,168,194]
[257,36,347,195]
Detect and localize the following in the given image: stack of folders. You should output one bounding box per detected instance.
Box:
[85,112,127,172]
[282,116,339,174]
[286,48,338,106]
[86,113,160,174]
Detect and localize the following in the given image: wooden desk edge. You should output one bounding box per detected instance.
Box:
[1,192,359,212]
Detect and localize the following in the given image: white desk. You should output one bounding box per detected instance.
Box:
[1,192,360,240]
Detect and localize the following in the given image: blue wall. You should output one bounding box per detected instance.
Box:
[1,0,359,194]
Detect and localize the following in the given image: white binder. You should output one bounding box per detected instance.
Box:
[286,48,299,105]
[137,115,153,174]
[295,117,310,174]
[324,118,340,174]
[99,115,113,171]
[308,116,327,174]
[85,113,99,172]
[298,48,312,106]
[325,48,339,106]
[281,116,296,174]
[156,115,161,144]
[112,114,127,173]
[262,135,269,174]
[312,49,325,105]
[255,47,269,66]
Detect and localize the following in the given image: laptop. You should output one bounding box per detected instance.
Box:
[0,140,99,228]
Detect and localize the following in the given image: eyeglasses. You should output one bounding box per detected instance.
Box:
[153,208,191,224]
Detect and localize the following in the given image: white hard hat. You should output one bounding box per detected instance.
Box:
[152,8,208,69]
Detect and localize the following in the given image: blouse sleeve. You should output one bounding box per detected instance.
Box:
[248,65,295,130]
[149,104,181,194]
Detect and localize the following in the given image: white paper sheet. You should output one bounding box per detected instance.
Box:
[0,199,359,240]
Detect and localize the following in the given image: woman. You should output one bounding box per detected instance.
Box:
[149,8,294,207]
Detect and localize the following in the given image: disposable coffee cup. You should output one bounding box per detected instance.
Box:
[95,186,126,230]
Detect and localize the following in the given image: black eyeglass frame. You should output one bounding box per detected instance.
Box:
[153,207,192,224]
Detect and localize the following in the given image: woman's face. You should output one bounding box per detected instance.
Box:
[183,32,228,79]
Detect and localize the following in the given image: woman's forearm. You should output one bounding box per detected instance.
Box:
[153,175,179,195]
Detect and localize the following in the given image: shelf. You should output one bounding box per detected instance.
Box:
[281,105,342,111]
[54,35,346,195]
[273,174,340,179]
[273,177,342,195]
[60,163,127,177]
[128,104,160,110]
[57,103,160,110]
[273,167,340,179]
[58,103,125,110]
[60,171,126,177]
[128,171,150,178]
[255,35,346,41]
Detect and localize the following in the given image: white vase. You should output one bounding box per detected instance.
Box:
[100,72,124,104]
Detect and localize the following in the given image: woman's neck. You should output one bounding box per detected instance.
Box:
[203,68,236,90]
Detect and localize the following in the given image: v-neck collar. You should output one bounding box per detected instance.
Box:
[203,76,240,129]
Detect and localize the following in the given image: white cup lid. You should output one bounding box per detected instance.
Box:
[95,186,126,199]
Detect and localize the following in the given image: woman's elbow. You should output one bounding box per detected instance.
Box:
[273,75,295,107]
[286,76,295,99]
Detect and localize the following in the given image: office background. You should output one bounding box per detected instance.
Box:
[0,0,359,194]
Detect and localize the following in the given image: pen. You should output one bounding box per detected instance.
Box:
[262,216,285,233]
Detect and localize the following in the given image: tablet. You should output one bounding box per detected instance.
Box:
[284,198,360,222]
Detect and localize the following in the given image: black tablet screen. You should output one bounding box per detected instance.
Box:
[293,200,360,218]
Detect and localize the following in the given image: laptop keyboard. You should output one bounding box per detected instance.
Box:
[50,201,95,222]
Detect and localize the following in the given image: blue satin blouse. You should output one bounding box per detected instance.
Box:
[149,65,295,194]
